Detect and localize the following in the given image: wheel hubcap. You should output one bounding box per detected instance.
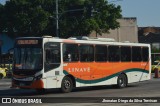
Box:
[64,80,70,89]
[120,78,124,86]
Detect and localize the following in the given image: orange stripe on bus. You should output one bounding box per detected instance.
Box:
[63,62,149,80]
[63,39,76,43]
[12,80,44,89]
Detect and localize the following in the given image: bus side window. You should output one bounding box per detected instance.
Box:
[44,42,60,72]
[121,46,131,62]
[142,47,149,62]
[46,49,51,63]
[63,44,79,62]
[95,45,107,62]
[108,46,120,62]
[132,47,142,62]
[46,49,60,63]
[79,45,94,62]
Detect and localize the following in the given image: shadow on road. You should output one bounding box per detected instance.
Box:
[0,84,139,96]
[0,88,62,96]
[72,84,139,93]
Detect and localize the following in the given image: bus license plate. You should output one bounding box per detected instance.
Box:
[19,83,25,86]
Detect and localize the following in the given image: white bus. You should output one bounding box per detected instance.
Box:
[12,36,151,93]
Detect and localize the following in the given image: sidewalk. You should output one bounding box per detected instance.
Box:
[0,78,11,86]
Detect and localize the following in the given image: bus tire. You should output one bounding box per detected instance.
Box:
[117,74,127,88]
[61,76,73,93]
[0,74,3,79]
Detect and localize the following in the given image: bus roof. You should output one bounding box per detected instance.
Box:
[16,36,150,47]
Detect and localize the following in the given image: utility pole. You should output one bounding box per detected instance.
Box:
[56,0,59,37]
[54,0,84,37]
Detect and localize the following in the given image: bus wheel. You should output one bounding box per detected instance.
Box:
[117,74,127,88]
[0,74,3,79]
[61,76,73,93]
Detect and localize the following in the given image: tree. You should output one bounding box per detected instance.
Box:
[81,0,122,36]
[57,0,122,38]
[0,4,5,33]
[2,0,51,37]
[0,0,122,38]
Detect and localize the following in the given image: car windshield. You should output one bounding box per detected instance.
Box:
[14,48,43,70]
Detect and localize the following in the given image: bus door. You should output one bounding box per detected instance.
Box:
[44,42,61,88]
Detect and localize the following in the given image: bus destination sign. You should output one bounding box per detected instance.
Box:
[17,40,38,45]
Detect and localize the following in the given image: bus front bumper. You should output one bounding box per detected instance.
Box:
[11,79,44,89]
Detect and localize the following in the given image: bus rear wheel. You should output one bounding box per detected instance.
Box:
[61,76,73,93]
[117,74,127,88]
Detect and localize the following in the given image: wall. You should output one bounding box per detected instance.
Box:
[0,34,14,54]
[89,17,138,43]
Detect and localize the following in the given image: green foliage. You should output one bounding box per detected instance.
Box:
[0,0,122,38]
[0,4,5,32]
[152,47,160,53]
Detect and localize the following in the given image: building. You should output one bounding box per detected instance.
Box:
[138,27,160,64]
[0,34,14,66]
[138,27,160,50]
[138,27,160,36]
[89,17,138,43]
[0,34,14,54]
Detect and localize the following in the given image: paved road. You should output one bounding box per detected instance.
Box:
[0,76,160,106]
[0,77,160,97]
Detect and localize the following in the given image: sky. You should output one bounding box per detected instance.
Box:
[0,0,6,5]
[108,0,160,27]
[0,0,160,27]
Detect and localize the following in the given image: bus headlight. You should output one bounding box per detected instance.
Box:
[34,74,42,81]
[13,77,34,81]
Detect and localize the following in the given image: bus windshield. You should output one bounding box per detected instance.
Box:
[14,48,43,70]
